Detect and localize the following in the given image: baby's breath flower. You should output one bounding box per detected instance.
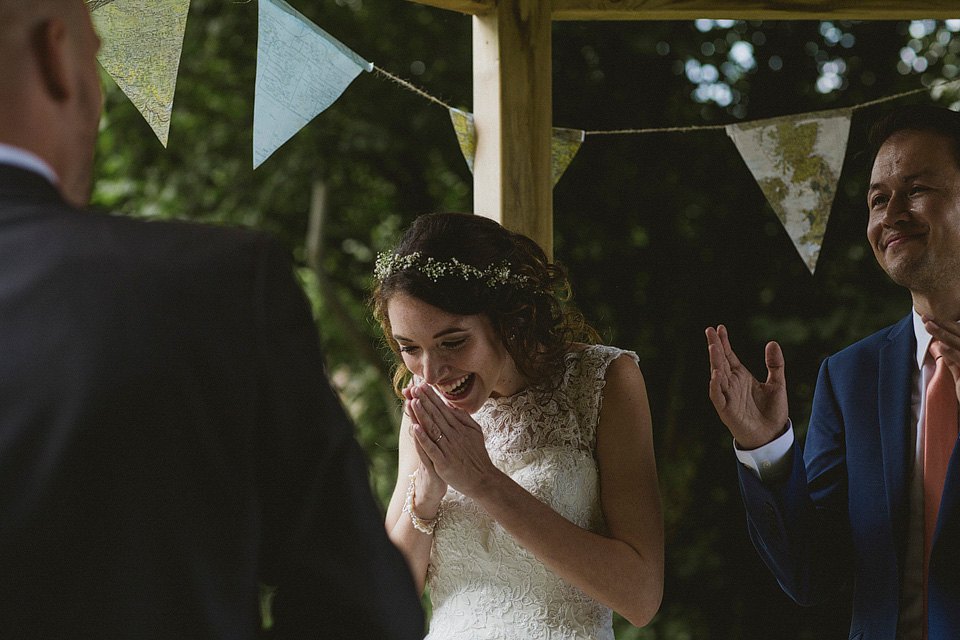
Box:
[375,251,532,290]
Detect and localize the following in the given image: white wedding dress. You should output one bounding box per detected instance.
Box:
[424,345,638,640]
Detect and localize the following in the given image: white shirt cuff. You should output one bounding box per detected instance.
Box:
[734,420,795,481]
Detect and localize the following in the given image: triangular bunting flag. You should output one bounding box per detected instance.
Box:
[254,0,372,169]
[449,108,584,187]
[551,127,585,185]
[726,109,851,274]
[449,108,477,173]
[91,0,190,147]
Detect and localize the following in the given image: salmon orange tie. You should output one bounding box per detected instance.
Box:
[923,340,959,637]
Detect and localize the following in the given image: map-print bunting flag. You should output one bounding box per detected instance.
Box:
[90,0,190,147]
[726,109,852,274]
[550,126,585,185]
[449,108,584,187]
[450,108,478,172]
[254,0,372,169]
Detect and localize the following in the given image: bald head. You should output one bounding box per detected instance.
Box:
[0,0,102,207]
[0,0,78,44]
[0,0,98,99]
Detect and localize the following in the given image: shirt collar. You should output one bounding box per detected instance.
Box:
[913,308,934,370]
[0,144,60,187]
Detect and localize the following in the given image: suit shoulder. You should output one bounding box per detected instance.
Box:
[70,211,295,279]
[825,316,912,369]
[95,212,282,257]
[60,213,300,321]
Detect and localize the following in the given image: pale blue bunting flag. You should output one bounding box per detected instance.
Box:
[254,0,372,168]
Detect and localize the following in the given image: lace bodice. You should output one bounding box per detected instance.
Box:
[424,345,638,639]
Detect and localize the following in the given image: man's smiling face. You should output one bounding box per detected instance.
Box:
[867,128,960,296]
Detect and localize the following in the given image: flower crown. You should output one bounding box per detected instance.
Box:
[374,251,532,289]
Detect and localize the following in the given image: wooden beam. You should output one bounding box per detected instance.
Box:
[405,0,494,16]
[409,0,960,19]
[551,0,960,20]
[473,0,553,258]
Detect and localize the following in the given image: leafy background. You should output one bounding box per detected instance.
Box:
[90,3,960,637]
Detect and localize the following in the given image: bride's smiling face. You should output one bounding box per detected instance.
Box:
[387,293,526,414]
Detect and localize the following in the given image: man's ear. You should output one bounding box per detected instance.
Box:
[33,18,72,102]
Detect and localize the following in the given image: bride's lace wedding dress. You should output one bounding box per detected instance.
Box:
[424,345,637,640]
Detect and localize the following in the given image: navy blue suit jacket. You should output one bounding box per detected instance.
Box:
[0,165,424,639]
[739,314,960,639]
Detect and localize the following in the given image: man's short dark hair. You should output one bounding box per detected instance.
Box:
[868,103,960,168]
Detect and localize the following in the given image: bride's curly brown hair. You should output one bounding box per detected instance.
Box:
[370,212,601,395]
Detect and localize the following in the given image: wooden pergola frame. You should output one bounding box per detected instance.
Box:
[407,0,958,258]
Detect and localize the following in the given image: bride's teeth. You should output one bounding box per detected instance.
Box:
[451,374,470,394]
[437,374,469,393]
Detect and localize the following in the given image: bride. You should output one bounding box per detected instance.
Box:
[374,212,663,638]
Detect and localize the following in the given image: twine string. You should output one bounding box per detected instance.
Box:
[373,65,455,111]
[376,62,960,135]
[83,1,960,136]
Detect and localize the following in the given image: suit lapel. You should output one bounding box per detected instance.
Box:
[878,314,916,562]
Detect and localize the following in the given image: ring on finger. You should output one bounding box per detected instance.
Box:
[434,433,444,443]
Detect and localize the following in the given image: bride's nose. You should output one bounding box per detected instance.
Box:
[421,352,448,385]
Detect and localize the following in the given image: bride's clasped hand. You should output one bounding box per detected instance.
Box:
[407,383,503,498]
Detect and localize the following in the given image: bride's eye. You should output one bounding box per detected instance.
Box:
[443,338,467,349]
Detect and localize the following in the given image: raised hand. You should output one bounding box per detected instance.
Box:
[706,324,789,450]
[408,383,503,498]
[922,314,960,406]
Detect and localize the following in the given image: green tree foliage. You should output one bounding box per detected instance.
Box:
[90,4,960,637]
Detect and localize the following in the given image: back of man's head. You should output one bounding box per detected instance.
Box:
[0,0,72,43]
[0,0,36,68]
[0,0,102,207]
[0,0,86,88]
[868,104,960,169]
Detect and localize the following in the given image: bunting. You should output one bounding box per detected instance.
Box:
[90,0,190,147]
[449,108,585,187]
[253,0,372,168]
[449,108,477,172]
[85,0,956,273]
[726,110,852,274]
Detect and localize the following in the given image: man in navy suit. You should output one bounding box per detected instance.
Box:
[0,1,424,638]
[706,104,960,640]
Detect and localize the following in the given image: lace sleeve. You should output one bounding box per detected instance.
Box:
[568,345,640,450]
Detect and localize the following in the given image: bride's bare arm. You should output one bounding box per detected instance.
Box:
[385,410,446,596]
[411,354,663,626]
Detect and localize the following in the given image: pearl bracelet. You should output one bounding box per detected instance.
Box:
[403,471,441,535]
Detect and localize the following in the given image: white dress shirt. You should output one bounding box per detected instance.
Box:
[735,310,934,639]
[0,143,59,186]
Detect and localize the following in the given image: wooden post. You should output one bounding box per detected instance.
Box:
[472,0,553,259]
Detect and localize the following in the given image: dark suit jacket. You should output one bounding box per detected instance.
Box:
[0,164,424,639]
[739,314,960,639]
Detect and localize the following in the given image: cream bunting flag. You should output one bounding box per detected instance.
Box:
[449,108,478,173]
[254,0,372,169]
[449,108,584,187]
[91,0,191,147]
[550,127,585,185]
[726,109,851,274]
